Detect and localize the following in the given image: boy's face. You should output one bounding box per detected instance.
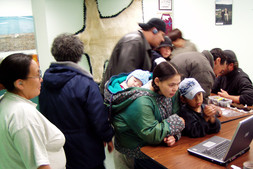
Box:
[159,46,172,59]
[184,92,203,111]
[127,76,143,87]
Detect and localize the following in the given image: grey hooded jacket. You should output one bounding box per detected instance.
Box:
[171,50,215,103]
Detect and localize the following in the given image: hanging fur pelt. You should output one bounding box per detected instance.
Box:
[77,0,143,83]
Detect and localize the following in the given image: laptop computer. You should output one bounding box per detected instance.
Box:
[187,115,253,166]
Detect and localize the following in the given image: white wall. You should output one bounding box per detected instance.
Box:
[144,0,253,80]
[0,0,32,16]
[2,0,252,80]
[31,0,84,74]
[173,0,253,80]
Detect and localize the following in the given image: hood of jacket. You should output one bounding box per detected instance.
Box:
[202,50,214,69]
[104,84,159,115]
[42,61,93,89]
[107,73,128,94]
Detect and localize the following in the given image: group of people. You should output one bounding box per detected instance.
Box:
[100,17,253,168]
[0,34,114,169]
[0,17,253,169]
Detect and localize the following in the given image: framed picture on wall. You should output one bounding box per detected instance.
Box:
[215,0,233,25]
[159,0,172,10]
[0,16,36,52]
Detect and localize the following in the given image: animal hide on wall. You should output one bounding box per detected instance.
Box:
[77,0,143,83]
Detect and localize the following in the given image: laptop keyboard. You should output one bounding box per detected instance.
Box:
[202,140,231,159]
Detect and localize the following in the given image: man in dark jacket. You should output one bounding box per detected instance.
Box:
[212,50,253,106]
[99,18,166,95]
[39,33,114,169]
[171,48,227,103]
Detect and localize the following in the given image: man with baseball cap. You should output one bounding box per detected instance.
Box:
[212,50,253,106]
[100,18,166,95]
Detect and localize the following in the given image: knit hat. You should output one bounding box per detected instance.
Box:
[157,36,173,49]
[138,18,166,33]
[224,50,238,64]
[126,69,151,85]
[179,78,205,100]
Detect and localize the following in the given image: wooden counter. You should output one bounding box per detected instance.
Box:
[141,116,253,169]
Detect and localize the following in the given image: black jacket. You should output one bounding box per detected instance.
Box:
[170,51,216,104]
[178,104,221,138]
[212,68,253,106]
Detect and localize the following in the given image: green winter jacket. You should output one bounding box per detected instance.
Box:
[104,79,185,158]
[112,94,174,149]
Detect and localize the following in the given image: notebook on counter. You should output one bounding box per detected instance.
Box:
[187,115,253,166]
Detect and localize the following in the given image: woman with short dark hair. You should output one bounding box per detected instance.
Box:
[0,53,66,169]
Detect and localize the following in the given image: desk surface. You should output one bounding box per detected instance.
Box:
[141,116,253,169]
[219,107,252,123]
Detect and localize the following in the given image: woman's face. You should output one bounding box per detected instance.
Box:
[159,46,172,59]
[155,74,181,98]
[19,60,42,100]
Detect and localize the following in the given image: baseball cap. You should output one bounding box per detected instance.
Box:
[179,78,205,100]
[157,36,173,49]
[138,18,166,33]
[224,50,238,64]
[126,69,151,85]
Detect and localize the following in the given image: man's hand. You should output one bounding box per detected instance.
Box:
[218,89,229,98]
[218,89,240,104]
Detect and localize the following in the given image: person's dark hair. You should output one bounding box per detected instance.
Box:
[210,48,227,65]
[156,36,173,50]
[0,53,32,91]
[168,28,183,42]
[224,50,239,69]
[51,33,84,63]
[152,61,180,92]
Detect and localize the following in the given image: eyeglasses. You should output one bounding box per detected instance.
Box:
[27,71,42,79]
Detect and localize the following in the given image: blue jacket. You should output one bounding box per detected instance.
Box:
[39,62,114,169]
